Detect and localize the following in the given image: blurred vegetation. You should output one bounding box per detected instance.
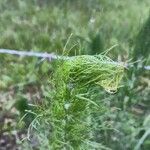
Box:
[0,0,150,150]
[134,15,150,65]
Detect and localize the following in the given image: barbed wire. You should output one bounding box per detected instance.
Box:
[0,48,149,70]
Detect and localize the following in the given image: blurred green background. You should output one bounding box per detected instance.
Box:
[0,0,150,149]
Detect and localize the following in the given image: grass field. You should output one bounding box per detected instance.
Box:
[0,0,150,149]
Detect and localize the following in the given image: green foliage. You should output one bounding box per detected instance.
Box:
[63,55,124,92]
[0,0,150,150]
[134,15,150,64]
[90,33,104,55]
[33,54,124,149]
[14,96,35,127]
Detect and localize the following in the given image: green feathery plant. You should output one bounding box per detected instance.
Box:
[24,54,124,149]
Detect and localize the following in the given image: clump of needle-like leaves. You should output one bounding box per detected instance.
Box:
[26,54,124,150]
[63,54,124,93]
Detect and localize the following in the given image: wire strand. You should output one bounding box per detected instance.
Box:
[0,48,149,70]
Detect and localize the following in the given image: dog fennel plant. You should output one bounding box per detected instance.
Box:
[29,54,124,149]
